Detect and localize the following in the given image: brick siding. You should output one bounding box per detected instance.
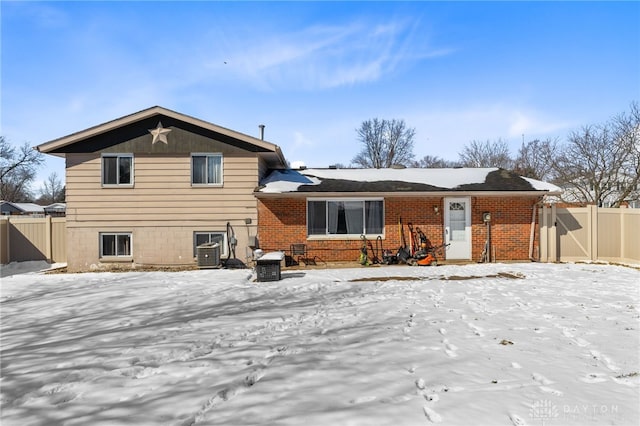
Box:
[257,195,542,263]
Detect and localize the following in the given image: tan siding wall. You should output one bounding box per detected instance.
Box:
[65,152,260,271]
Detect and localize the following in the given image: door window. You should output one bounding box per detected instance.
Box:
[449,202,467,241]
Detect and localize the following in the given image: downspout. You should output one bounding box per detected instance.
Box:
[529,200,541,262]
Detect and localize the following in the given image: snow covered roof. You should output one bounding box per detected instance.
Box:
[4,202,45,213]
[257,167,562,195]
[44,203,66,211]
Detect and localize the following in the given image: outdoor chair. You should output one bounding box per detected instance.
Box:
[290,243,314,266]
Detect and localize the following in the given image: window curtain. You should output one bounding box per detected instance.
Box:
[117,234,131,256]
[103,157,117,184]
[365,201,383,234]
[344,201,363,234]
[119,157,132,184]
[307,201,326,235]
[328,202,339,234]
[207,155,222,184]
[192,156,206,184]
[102,234,116,256]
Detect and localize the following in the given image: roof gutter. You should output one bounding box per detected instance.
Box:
[254,190,562,198]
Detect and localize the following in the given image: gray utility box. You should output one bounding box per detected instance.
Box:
[256,251,285,282]
[196,243,221,269]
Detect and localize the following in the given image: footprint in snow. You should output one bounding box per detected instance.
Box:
[532,373,563,395]
[539,386,563,396]
[423,393,440,402]
[244,369,265,387]
[531,373,552,385]
[580,372,608,383]
[423,406,443,423]
[589,349,619,371]
[467,322,484,336]
[509,413,527,426]
[349,395,377,404]
[442,339,458,358]
[561,327,590,347]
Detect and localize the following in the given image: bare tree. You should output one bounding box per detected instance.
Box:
[352,118,416,168]
[412,155,459,168]
[513,138,559,180]
[552,103,639,207]
[0,137,44,202]
[38,172,65,204]
[458,139,513,169]
[611,101,640,205]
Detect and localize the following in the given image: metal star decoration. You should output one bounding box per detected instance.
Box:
[148,121,171,145]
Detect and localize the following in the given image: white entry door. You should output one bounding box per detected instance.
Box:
[444,197,471,259]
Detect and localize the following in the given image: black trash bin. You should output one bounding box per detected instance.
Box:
[256,251,285,282]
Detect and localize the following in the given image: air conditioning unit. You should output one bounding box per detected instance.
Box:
[196,243,221,269]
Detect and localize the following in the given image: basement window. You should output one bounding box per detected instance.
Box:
[307,199,384,237]
[100,233,132,257]
[193,232,227,257]
[102,154,133,186]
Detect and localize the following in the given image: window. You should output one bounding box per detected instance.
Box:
[449,202,466,241]
[193,232,227,257]
[307,199,384,236]
[102,154,133,186]
[192,154,223,185]
[100,233,132,257]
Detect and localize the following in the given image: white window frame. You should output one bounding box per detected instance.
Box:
[191,153,223,186]
[193,231,228,257]
[306,197,385,239]
[101,154,134,187]
[99,232,133,258]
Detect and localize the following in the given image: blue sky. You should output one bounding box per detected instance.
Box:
[2,1,639,190]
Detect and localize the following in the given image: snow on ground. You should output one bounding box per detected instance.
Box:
[1,262,638,426]
[0,261,65,278]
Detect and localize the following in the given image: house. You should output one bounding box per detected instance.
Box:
[36,106,287,272]
[43,203,67,217]
[1,201,45,216]
[35,105,562,271]
[254,167,562,263]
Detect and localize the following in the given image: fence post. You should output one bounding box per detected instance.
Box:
[550,204,557,262]
[589,205,598,261]
[540,205,549,262]
[0,218,9,264]
[45,215,52,263]
[620,208,626,262]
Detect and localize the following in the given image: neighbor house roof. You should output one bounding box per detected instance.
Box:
[36,106,287,168]
[44,203,66,212]
[256,167,562,196]
[0,201,45,214]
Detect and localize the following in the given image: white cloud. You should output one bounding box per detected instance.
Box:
[203,17,452,91]
[507,110,574,137]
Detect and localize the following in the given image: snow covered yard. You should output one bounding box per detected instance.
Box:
[1,262,638,426]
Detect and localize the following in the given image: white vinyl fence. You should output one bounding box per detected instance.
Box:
[539,205,640,264]
[0,216,67,265]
